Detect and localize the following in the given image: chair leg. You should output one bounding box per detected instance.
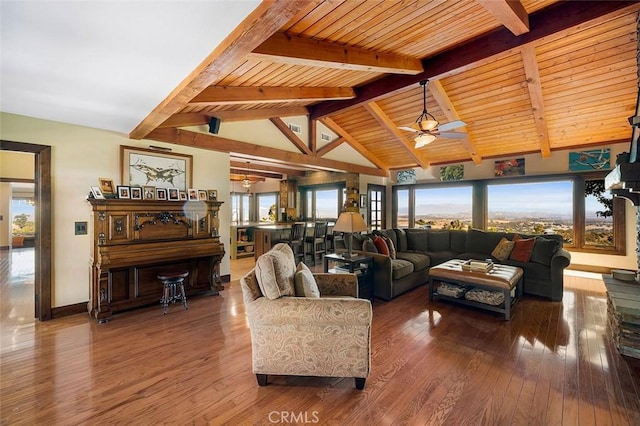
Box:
[256,374,268,386]
[355,377,366,390]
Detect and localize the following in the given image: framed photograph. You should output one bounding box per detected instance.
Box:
[130,187,142,200]
[360,194,367,208]
[207,189,218,201]
[156,188,168,201]
[440,164,464,181]
[569,148,610,171]
[117,185,130,199]
[188,189,198,201]
[167,188,180,201]
[179,191,188,201]
[99,178,115,195]
[142,186,155,200]
[90,186,105,199]
[494,158,525,177]
[121,145,192,191]
[198,190,208,201]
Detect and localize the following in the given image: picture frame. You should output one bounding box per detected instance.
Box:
[142,186,155,200]
[120,145,193,192]
[130,187,142,200]
[188,189,198,201]
[207,189,218,201]
[156,188,168,201]
[167,188,180,201]
[198,190,208,201]
[117,185,130,199]
[90,186,105,199]
[99,177,115,195]
[179,191,188,201]
[360,194,367,208]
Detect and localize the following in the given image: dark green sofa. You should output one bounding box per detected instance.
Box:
[353,228,571,302]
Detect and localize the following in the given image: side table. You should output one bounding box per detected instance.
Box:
[323,253,374,302]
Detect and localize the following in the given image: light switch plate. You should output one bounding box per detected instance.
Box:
[75,221,87,235]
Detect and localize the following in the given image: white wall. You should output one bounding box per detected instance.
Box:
[0,112,231,307]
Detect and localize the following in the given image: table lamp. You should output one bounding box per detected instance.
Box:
[333,212,368,258]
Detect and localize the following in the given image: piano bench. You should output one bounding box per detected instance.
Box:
[157,271,190,315]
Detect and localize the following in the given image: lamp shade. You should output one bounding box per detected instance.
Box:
[414,132,436,148]
[333,212,367,233]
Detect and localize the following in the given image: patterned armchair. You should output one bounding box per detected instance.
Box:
[240,243,372,389]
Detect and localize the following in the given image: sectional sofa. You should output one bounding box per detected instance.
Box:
[352,228,571,302]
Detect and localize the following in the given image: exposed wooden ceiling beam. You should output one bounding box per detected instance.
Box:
[230,169,280,179]
[316,137,345,157]
[429,80,482,164]
[269,117,312,155]
[189,86,355,105]
[129,0,312,139]
[319,117,389,173]
[157,113,209,129]
[477,0,529,36]
[249,32,424,75]
[309,1,636,120]
[206,107,309,123]
[147,128,387,177]
[520,45,551,158]
[363,102,429,169]
[230,160,306,177]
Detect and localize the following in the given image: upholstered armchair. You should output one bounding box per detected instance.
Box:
[240,243,372,389]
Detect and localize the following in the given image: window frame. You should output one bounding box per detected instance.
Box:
[301,183,345,221]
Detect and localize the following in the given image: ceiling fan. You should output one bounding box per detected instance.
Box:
[398,80,467,148]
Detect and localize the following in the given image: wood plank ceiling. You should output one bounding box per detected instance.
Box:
[132,0,640,180]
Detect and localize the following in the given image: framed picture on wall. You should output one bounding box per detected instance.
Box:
[120,145,192,191]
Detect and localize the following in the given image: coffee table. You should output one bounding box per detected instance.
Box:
[428,259,523,320]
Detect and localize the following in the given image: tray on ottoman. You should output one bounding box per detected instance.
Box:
[428,259,523,320]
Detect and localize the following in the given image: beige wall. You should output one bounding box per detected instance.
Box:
[0,112,231,308]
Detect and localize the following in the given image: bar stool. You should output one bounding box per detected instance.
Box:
[157,270,189,314]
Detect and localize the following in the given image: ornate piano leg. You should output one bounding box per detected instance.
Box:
[89,265,112,323]
[210,255,223,293]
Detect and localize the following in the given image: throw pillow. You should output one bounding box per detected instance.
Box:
[294,262,320,298]
[509,237,536,262]
[362,237,378,253]
[491,237,515,261]
[373,235,390,256]
[255,243,296,299]
[382,235,397,259]
[531,236,560,266]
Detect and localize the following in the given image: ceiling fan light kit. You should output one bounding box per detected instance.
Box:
[414,132,437,148]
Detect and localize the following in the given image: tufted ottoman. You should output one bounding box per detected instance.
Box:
[428,259,523,320]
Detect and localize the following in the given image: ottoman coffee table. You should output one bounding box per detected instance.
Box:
[428,259,523,320]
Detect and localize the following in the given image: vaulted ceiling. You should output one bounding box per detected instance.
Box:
[59,2,640,180]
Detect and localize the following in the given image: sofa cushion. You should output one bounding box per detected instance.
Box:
[427,250,460,266]
[391,258,414,280]
[510,236,536,262]
[428,231,451,252]
[373,235,390,256]
[379,229,398,251]
[531,236,560,266]
[450,230,467,253]
[466,228,505,255]
[491,237,515,261]
[362,237,378,253]
[394,228,408,252]
[255,243,296,299]
[405,229,429,252]
[294,262,320,298]
[396,251,430,271]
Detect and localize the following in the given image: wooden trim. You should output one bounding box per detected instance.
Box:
[229,161,305,177]
[316,137,345,157]
[51,302,87,319]
[477,0,529,35]
[520,45,551,157]
[269,117,312,155]
[205,107,309,123]
[566,264,614,274]
[189,86,355,105]
[250,32,424,75]
[0,177,35,183]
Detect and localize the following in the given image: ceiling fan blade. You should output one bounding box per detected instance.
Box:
[438,131,467,139]
[398,126,418,132]
[438,120,466,131]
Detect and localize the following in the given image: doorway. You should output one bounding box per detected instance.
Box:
[367,184,386,231]
[1,140,52,321]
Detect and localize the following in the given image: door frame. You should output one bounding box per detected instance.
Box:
[1,140,52,321]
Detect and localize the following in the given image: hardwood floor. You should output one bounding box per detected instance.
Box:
[1,251,640,425]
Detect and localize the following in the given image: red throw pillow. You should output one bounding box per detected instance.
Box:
[509,237,535,262]
[373,235,390,256]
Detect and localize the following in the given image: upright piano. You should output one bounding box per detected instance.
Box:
[87,198,225,322]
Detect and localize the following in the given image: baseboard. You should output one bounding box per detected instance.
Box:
[51,302,87,319]
[567,264,616,274]
[0,245,9,250]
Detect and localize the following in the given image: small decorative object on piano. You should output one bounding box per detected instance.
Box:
[462,259,494,272]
